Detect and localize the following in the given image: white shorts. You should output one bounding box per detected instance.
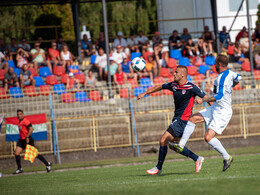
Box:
[199,105,232,134]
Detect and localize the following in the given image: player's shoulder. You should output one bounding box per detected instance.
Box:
[22,118,31,124]
[186,82,197,89]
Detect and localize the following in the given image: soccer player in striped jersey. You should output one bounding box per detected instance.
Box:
[138,65,211,175]
[177,54,241,171]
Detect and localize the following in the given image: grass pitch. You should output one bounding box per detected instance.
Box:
[1,148,260,195]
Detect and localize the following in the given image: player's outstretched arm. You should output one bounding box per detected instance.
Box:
[202,96,216,103]
[195,94,214,105]
[137,86,162,100]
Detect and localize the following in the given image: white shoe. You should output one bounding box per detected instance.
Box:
[195,156,204,173]
[46,162,52,173]
[146,167,162,175]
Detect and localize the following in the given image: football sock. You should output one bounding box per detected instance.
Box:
[179,121,196,148]
[156,145,168,170]
[180,147,199,162]
[37,155,49,166]
[15,155,22,169]
[208,137,230,160]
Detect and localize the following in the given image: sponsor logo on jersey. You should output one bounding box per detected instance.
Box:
[182,90,186,94]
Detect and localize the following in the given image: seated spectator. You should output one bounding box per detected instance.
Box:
[202,70,214,94]
[235,26,247,43]
[154,43,168,76]
[66,72,80,91]
[0,38,5,53]
[135,30,149,51]
[18,37,31,52]
[252,23,260,41]
[0,51,8,71]
[19,64,35,88]
[104,57,118,81]
[202,26,214,55]
[57,37,64,51]
[95,32,106,52]
[8,38,18,56]
[180,28,192,44]
[93,47,107,80]
[239,31,249,56]
[84,70,96,88]
[168,30,181,50]
[185,38,199,57]
[81,34,95,59]
[146,55,157,77]
[113,66,126,85]
[47,42,61,67]
[37,36,46,50]
[112,44,127,65]
[152,32,162,46]
[127,33,137,48]
[254,49,260,70]
[121,57,137,82]
[4,67,19,92]
[197,37,204,56]
[138,62,154,84]
[234,42,245,62]
[16,47,30,69]
[219,26,231,48]
[113,32,127,50]
[60,44,74,72]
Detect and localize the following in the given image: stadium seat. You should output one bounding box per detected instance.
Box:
[170,49,182,60]
[53,66,65,76]
[34,76,45,87]
[90,55,97,64]
[89,90,101,101]
[140,77,152,88]
[8,60,15,68]
[24,86,39,97]
[187,66,198,76]
[227,45,235,55]
[61,74,69,84]
[0,88,9,99]
[187,75,192,82]
[134,87,146,97]
[143,51,153,60]
[179,57,190,66]
[168,76,175,82]
[28,68,37,77]
[211,73,218,79]
[74,73,85,84]
[254,70,260,80]
[39,85,51,96]
[53,84,65,95]
[238,54,244,64]
[10,87,24,98]
[120,88,129,99]
[127,79,138,89]
[233,83,243,90]
[199,65,210,75]
[75,91,89,102]
[61,92,75,103]
[167,58,177,69]
[212,65,217,73]
[194,74,204,85]
[160,68,171,78]
[205,55,215,66]
[46,75,58,85]
[39,67,51,77]
[192,56,203,66]
[14,68,20,78]
[148,86,161,96]
[162,89,173,95]
[68,65,79,74]
[131,52,142,61]
[153,77,165,86]
[0,69,5,80]
[242,61,251,72]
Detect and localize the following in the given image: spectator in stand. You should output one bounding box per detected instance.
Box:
[0,38,6,53]
[4,67,19,92]
[114,32,127,50]
[37,36,46,50]
[81,34,94,59]
[239,31,249,56]
[30,42,51,74]
[138,60,154,84]
[235,26,247,43]
[60,44,74,72]
[234,42,242,62]
[95,32,106,52]
[127,33,137,48]
[47,42,61,68]
[197,37,204,56]
[254,48,260,70]
[202,26,214,55]
[121,57,137,82]
[0,51,8,71]
[8,38,18,56]
[104,57,118,81]
[252,23,260,41]
[146,55,157,77]
[168,30,181,50]
[16,48,30,69]
[135,30,149,51]
[19,64,35,88]
[112,44,127,65]
[66,72,80,91]
[219,26,231,48]
[93,47,107,80]
[57,37,64,51]
[202,70,214,95]
[180,28,192,44]
[18,37,31,52]
[154,43,168,76]
[152,32,162,46]
[84,70,96,88]
[113,66,126,85]
[185,38,199,57]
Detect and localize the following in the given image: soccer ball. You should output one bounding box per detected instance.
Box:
[131,57,146,72]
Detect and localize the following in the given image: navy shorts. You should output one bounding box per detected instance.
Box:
[167,118,188,138]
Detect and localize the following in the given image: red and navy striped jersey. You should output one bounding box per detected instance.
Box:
[162,81,206,121]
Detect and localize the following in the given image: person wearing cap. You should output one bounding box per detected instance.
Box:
[113,31,127,50]
[104,57,118,82]
[152,31,162,46]
[66,72,80,91]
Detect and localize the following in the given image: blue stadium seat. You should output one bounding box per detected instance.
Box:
[134,87,147,97]
[199,65,210,75]
[179,57,190,66]
[140,78,152,89]
[10,87,24,98]
[39,67,51,77]
[68,65,80,74]
[131,52,142,61]
[187,75,192,82]
[33,76,45,87]
[170,49,182,60]
[90,55,97,64]
[8,60,15,68]
[205,56,215,66]
[14,68,20,78]
[75,91,90,102]
[53,84,65,95]
[238,54,244,64]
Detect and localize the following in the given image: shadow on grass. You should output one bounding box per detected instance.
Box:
[136,172,192,177]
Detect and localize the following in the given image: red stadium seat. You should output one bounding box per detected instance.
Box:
[24,86,39,97]
[120,88,128,99]
[127,79,138,89]
[160,68,171,78]
[167,58,177,69]
[28,68,37,77]
[194,74,204,85]
[212,65,217,73]
[242,61,251,72]
[148,86,161,96]
[168,76,174,82]
[192,56,203,66]
[187,66,198,76]
[53,66,65,76]
[39,85,51,96]
[143,51,153,60]
[61,74,69,84]
[89,90,101,101]
[0,69,5,80]
[162,89,173,95]
[74,73,85,84]
[61,92,75,103]
[0,87,9,99]
[153,77,165,86]
[227,45,235,55]
[254,70,260,80]
[46,75,58,85]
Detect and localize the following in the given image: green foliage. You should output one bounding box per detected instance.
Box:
[257,3,260,26]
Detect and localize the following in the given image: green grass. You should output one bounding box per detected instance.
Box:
[1,147,260,195]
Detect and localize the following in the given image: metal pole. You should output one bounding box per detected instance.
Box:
[246,0,255,88]
[211,0,220,54]
[102,0,112,89]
